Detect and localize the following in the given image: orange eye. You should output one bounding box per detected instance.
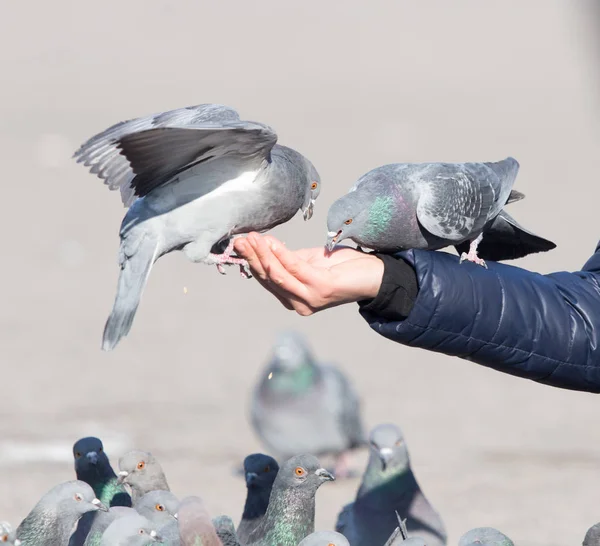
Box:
[137,461,146,470]
[344,218,353,225]
[155,504,164,512]
[264,465,270,473]
[1,534,8,542]
[311,182,318,190]
[294,467,306,477]
[395,440,402,446]
[75,452,82,458]
[74,493,83,502]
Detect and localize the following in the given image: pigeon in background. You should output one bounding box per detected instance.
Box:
[245,454,335,546]
[100,514,161,546]
[134,491,180,545]
[384,513,428,546]
[251,331,365,478]
[177,496,222,546]
[118,450,170,504]
[213,515,241,546]
[297,531,350,546]
[458,527,515,546]
[237,453,279,544]
[336,424,446,546]
[16,481,108,546]
[326,158,555,267]
[0,522,16,545]
[74,103,321,350]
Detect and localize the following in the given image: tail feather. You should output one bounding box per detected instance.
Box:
[102,238,159,351]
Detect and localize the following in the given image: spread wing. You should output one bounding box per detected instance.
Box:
[74,104,277,206]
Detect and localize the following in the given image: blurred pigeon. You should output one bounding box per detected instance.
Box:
[336,424,446,546]
[77,506,138,546]
[0,522,16,545]
[297,531,350,546]
[237,453,279,544]
[100,513,161,546]
[213,515,240,546]
[135,491,180,545]
[16,481,108,546]
[458,527,514,546]
[584,523,600,546]
[177,496,222,546]
[246,454,335,546]
[118,450,170,503]
[74,103,321,350]
[384,513,428,546]
[326,158,555,267]
[251,331,365,478]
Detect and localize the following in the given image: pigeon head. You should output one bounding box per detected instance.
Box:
[117,450,167,494]
[0,521,15,545]
[271,331,314,372]
[325,191,371,251]
[243,453,279,489]
[100,514,161,545]
[297,530,350,546]
[458,527,514,546]
[302,158,321,221]
[73,437,112,478]
[134,491,179,526]
[51,481,108,516]
[368,424,410,473]
[276,454,334,493]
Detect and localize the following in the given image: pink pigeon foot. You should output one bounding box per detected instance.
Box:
[209,239,252,278]
[459,233,487,268]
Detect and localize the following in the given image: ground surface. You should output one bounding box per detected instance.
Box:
[1,2,599,545]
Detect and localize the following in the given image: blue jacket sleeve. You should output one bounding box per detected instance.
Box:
[359,242,600,393]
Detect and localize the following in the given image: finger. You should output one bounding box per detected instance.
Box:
[253,275,295,310]
[235,235,267,280]
[269,241,321,284]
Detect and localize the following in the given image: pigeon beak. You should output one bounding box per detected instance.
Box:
[117,470,129,484]
[150,530,162,541]
[91,498,109,512]
[14,540,21,546]
[246,472,259,486]
[315,468,335,482]
[378,447,393,471]
[303,199,315,221]
[325,230,342,252]
[86,451,98,465]
[173,513,178,520]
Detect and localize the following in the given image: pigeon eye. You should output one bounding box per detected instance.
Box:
[138,529,145,535]
[311,182,318,190]
[74,493,83,502]
[75,452,82,458]
[344,218,353,225]
[1,534,8,542]
[294,467,306,477]
[99,447,103,453]
[264,465,270,473]
[137,461,146,470]
[155,504,165,512]
[395,440,402,446]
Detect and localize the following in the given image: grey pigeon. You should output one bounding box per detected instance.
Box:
[134,491,180,545]
[237,453,279,544]
[16,480,108,546]
[100,514,161,546]
[177,496,222,546]
[212,515,240,546]
[246,454,335,546]
[118,450,170,504]
[584,523,600,546]
[251,331,365,478]
[458,527,514,546]
[326,158,555,267]
[74,103,321,351]
[0,521,17,545]
[384,513,428,546]
[297,531,350,546]
[79,506,138,546]
[335,424,446,546]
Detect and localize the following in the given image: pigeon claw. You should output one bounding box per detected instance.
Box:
[460,252,488,269]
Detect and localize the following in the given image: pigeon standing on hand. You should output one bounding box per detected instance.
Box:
[326,158,555,267]
[75,104,321,351]
[246,454,335,546]
[134,491,180,545]
[297,531,350,546]
[458,527,515,546]
[237,453,279,544]
[16,481,108,546]
[177,496,222,546]
[100,514,161,546]
[251,331,365,478]
[336,424,446,546]
[118,450,170,504]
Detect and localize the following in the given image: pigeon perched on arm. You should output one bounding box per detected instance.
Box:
[237,453,279,544]
[458,527,515,546]
[326,158,555,267]
[212,515,241,546]
[177,496,222,546]
[335,424,446,546]
[117,450,170,504]
[100,513,161,546]
[16,481,108,546]
[245,454,335,546]
[297,531,350,546]
[74,103,321,351]
[134,491,180,545]
[251,331,365,478]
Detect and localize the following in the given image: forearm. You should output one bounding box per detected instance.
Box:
[359,249,600,393]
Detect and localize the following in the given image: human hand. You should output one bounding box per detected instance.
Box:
[234,233,384,316]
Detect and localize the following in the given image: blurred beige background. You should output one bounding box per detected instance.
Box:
[0,1,599,545]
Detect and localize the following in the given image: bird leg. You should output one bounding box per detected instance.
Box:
[207,239,252,278]
[459,233,487,268]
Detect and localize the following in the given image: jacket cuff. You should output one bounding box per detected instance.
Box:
[358,253,419,320]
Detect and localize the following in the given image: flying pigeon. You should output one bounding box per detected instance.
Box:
[99,514,161,546]
[16,481,107,546]
[458,527,515,546]
[326,158,555,267]
[117,450,170,504]
[245,454,335,546]
[74,103,321,350]
[251,331,365,478]
[237,453,279,544]
[336,424,446,546]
